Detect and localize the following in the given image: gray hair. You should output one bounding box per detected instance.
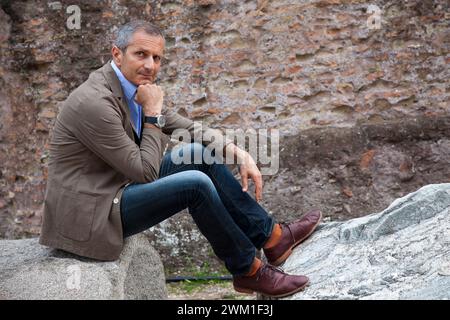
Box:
[114,20,164,52]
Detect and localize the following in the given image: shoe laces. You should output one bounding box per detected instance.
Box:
[256,263,286,282]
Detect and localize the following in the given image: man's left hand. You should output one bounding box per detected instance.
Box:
[224,143,263,202]
[239,153,263,202]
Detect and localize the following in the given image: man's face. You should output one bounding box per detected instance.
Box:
[112,30,165,86]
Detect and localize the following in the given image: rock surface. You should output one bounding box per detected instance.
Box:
[0,234,168,300]
[280,183,450,300]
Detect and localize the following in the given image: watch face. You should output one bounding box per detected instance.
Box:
[158,115,166,127]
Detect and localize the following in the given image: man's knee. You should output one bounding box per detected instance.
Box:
[188,170,214,190]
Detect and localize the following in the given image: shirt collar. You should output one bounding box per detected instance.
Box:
[110,60,137,101]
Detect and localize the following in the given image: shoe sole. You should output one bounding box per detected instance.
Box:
[234,280,310,298]
[270,211,323,266]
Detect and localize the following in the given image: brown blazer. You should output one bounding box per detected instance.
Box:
[39,62,231,261]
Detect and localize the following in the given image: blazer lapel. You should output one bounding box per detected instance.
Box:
[102,62,137,143]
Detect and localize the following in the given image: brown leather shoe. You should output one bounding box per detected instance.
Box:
[264,209,322,266]
[233,263,309,298]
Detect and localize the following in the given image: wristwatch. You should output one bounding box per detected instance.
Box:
[144,115,166,128]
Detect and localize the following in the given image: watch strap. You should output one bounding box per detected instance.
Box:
[144,116,158,124]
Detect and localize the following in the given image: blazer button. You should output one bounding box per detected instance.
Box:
[113,198,119,204]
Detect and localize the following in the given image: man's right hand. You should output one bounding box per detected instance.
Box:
[135,84,164,116]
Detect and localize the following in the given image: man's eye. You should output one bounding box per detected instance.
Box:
[136,52,145,57]
[153,55,161,62]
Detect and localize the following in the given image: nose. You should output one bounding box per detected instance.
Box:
[143,56,155,70]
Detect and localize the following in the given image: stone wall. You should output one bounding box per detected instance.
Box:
[0,0,449,273]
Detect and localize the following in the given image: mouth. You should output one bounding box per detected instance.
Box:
[139,73,154,78]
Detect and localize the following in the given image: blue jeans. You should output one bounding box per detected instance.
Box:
[120,143,275,275]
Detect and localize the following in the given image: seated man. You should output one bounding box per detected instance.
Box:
[39,20,322,298]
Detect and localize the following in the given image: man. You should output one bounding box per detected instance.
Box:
[39,20,322,298]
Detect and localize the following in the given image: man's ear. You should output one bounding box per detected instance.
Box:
[111,46,123,67]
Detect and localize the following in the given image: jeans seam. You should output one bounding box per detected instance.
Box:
[182,174,256,264]
[206,164,272,248]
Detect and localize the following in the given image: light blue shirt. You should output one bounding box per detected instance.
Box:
[110,60,142,138]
